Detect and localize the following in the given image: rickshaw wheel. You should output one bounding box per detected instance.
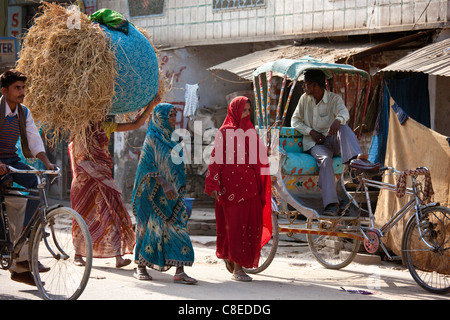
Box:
[243,211,279,274]
[306,218,361,269]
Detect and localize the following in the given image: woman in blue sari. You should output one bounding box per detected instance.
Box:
[132,103,197,284]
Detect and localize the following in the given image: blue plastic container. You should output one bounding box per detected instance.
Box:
[184,198,194,218]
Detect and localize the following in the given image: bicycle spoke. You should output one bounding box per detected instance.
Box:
[403,206,450,294]
[306,218,361,269]
[31,207,92,300]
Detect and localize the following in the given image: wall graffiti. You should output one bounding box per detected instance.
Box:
[212,0,266,10]
[161,55,187,83]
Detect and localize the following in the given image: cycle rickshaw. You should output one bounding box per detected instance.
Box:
[0,166,93,300]
[243,57,449,294]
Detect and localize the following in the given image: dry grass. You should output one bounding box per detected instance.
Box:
[16,2,117,148]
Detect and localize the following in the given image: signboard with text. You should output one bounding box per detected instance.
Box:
[0,37,18,66]
[8,6,22,38]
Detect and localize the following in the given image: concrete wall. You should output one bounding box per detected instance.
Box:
[96,0,450,46]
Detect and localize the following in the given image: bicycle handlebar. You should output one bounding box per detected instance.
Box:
[6,165,61,176]
[379,166,430,175]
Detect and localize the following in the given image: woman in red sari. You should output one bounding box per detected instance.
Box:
[205,96,272,282]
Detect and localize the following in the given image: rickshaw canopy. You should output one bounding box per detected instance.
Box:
[252,56,370,80]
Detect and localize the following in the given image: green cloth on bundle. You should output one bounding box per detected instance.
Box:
[89,8,129,34]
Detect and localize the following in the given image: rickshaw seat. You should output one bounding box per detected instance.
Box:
[279,127,343,176]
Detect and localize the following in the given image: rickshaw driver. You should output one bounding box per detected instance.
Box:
[291,70,367,216]
[0,70,57,286]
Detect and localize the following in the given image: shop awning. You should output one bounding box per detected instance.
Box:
[381,38,450,77]
[208,43,375,80]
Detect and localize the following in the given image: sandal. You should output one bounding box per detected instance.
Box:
[134,267,152,281]
[174,272,198,285]
[224,259,234,273]
[232,272,252,282]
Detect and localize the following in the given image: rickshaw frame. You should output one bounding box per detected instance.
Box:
[244,57,450,295]
[252,56,371,219]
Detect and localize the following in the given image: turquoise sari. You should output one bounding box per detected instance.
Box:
[132,103,194,271]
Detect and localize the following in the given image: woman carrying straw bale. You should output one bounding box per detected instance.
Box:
[15,3,163,268]
[70,94,161,268]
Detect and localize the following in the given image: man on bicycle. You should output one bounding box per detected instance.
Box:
[291,70,368,216]
[0,70,57,286]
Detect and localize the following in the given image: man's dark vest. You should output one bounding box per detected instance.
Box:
[0,95,33,158]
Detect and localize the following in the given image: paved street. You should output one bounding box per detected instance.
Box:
[1,234,449,302]
[1,203,449,304]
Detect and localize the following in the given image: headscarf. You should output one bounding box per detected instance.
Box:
[219,96,254,131]
[143,103,184,190]
[210,97,266,167]
[205,96,270,202]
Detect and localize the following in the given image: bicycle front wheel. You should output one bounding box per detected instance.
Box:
[30,207,93,300]
[402,205,450,294]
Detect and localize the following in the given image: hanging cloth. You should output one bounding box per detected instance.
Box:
[184,83,199,118]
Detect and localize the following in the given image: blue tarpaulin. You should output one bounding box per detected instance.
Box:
[368,73,430,165]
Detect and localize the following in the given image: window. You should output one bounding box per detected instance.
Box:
[128,0,164,17]
[212,0,266,10]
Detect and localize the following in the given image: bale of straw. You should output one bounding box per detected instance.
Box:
[16,2,117,147]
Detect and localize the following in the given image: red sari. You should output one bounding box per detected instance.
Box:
[205,96,272,268]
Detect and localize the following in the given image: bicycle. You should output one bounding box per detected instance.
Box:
[0,166,93,300]
[341,163,449,294]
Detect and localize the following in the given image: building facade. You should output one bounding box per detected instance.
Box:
[94,0,448,203]
[4,0,449,203]
[102,0,448,46]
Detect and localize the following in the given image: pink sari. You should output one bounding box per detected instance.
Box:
[69,123,135,258]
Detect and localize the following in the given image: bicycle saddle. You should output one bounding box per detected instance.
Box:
[349,158,382,172]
